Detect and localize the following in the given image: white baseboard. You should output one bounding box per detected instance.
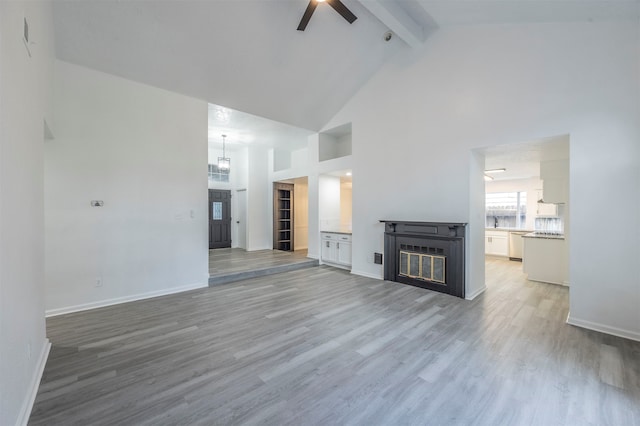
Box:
[567,313,640,342]
[465,285,487,300]
[45,281,208,317]
[17,339,51,426]
[350,269,383,280]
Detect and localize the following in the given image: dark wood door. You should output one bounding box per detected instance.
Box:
[209,189,231,249]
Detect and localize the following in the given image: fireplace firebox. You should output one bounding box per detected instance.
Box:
[381,221,466,298]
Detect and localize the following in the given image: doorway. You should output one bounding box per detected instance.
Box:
[473,135,570,296]
[209,189,231,249]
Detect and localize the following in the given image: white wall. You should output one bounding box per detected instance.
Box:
[318,175,341,230]
[246,146,271,251]
[293,177,309,250]
[322,22,640,340]
[291,147,309,172]
[336,133,352,158]
[340,181,352,230]
[45,60,209,315]
[273,149,291,172]
[0,1,54,424]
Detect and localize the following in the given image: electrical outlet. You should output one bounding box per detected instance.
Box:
[95,277,103,287]
[374,252,383,264]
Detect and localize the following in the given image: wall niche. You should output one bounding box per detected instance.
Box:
[319,123,351,162]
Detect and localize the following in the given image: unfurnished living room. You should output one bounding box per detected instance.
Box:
[2,1,640,425]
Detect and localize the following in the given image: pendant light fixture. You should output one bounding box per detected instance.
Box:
[217,134,231,173]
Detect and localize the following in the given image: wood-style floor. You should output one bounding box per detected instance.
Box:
[209,248,315,283]
[30,258,640,425]
[208,248,311,277]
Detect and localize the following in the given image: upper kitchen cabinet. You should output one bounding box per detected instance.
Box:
[536,202,558,216]
[541,159,569,204]
[319,123,351,162]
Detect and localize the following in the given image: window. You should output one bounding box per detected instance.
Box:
[486,192,526,229]
[212,202,223,220]
[208,164,229,183]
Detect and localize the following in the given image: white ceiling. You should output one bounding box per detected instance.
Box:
[53,1,638,149]
[208,104,313,150]
[416,0,639,26]
[53,0,408,132]
[483,135,570,181]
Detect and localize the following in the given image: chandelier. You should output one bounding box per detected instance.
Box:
[217,134,230,173]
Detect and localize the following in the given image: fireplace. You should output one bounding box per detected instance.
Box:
[381,221,466,298]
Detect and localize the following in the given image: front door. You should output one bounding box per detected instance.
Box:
[209,189,231,249]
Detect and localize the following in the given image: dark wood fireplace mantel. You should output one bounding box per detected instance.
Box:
[380,221,467,298]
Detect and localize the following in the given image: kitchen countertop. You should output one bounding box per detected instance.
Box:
[321,229,352,235]
[485,228,533,232]
[523,232,565,240]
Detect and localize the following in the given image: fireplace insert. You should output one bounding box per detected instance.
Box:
[381,221,466,298]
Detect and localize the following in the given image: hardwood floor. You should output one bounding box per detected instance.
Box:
[30,258,640,425]
[209,248,316,285]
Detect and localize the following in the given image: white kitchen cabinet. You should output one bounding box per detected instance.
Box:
[485,230,509,257]
[542,178,567,204]
[321,232,352,269]
[321,238,338,263]
[337,241,352,265]
[523,235,567,285]
[540,160,569,204]
[536,202,558,216]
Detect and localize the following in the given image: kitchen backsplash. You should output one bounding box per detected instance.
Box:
[535,204,565,234]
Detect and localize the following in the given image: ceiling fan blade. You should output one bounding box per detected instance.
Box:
[327,0,357,24]
[297,1,318,31]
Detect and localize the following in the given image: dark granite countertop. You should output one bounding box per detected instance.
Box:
[523,232,565,240]
[485,228,533,232]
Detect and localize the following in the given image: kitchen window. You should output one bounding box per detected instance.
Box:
[486,192,526,229]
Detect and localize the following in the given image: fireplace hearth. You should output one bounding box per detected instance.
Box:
[381,221,466,298]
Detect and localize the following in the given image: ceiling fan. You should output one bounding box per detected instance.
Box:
[297,0,357,31]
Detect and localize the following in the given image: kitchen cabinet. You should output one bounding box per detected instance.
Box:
[536,202,558,216]
[485,230,509,257]
[523,234,567,285]
[540,160,569,204]
[542,178,567,204]
[321,232,352,269]
[321,236,337,263]
[337,239,352,265]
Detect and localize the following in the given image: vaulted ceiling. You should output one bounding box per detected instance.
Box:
[53,0,640,132]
